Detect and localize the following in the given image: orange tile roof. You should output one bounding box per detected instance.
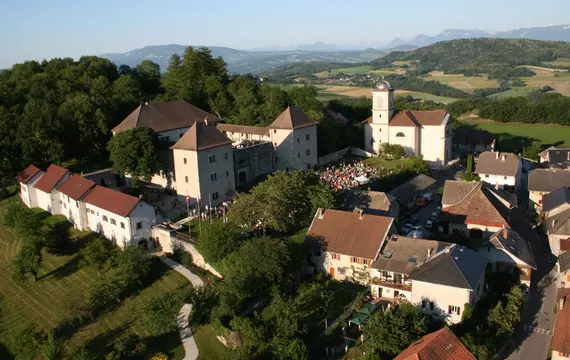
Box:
[268,106,317,130]
[16,165,42,184]
[390,112,419,127]
[394,328,475,360]
[171,121,232,151]
[34,165,69,193]
[553,289,570,354]
[83,185,140,217]
[306,208,393,259]
[389,111,448,127]
[57,175,96,200]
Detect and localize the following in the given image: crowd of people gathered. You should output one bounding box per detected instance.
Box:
[319,161,380,191]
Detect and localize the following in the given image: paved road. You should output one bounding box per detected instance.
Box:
[504,228,557,360]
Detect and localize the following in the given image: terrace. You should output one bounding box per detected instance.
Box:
[370,277,412,291]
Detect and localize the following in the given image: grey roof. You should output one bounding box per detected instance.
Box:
[371,236,450,275]
[389,174,436,200]
[441,180,478,206]
[528,169,570,192]
[340,190,396,215]
[410,245,487,290]
[475,151,520,177]
[543,187,570,212]
[559,252,570,272]
[548,149,570,168]
[486,186,518,209]
[488,228,537,269]
[538,146,557,160]
[546,208,570,236]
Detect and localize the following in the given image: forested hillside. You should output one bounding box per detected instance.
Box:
[0,47,330,191]
[373,38,570,77]
[262,62,356,81]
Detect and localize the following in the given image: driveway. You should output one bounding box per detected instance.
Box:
[504,228,557,360]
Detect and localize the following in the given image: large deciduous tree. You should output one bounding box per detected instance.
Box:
[107,127,160,182]
[197,221,242,264]
[80,237,113,275]
[139,292,182,336]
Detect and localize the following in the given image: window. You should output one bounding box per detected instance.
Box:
[102,215,108,222]
[274,142,277,147]
[297,153,300,158]
[306,149,311,156]
[448,305,461,315]
[395,132,405,137]
[226,170,229,177]
[504,176,507,180]
[90,209,94,214]
[121,222,125,229]
[63,203,67,209]
[331,253,341,260]
[273,129,277,134]
[136,222,142,230]
[209,154,216,163]
[185,176,188,183]
[370,138,374,146]
[306,134,310,141]
[275,157,279,163]
[76,201,79,208]
[110,219,116,225]
[210,173,217,181]
[183,158,187,164]
[297,137,299,143]
[164,136,170,141]
[421,300,427,309]
[212,192,219,200]
[307,163,311,170]
[429,301,434,310]
[485,174,489,178]
[225,153,228,160]
[314,250,322,257]
[351,257,358,263]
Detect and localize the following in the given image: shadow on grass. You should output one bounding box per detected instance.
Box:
[0,342,14,360]
[38,255,82,281]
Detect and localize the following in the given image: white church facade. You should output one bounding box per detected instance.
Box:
[364,81,453,168]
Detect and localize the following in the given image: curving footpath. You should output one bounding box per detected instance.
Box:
[157,255,204,360]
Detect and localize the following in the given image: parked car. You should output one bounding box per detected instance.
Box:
[416,197,428,207]
[436,205,442,213]
[402,223,413,234]
[423,192,434,202]
[425,220,433,229]
[430,212,438,221]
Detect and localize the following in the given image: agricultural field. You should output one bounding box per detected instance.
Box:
[519,65,570,96]
[424,72,499,93]
[459,119,570,151]
[395,90,458,104]
[544,58,570,67]
[488,86,541,99]
[0,198,189,359]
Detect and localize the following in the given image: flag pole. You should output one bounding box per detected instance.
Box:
[208,193,212,224]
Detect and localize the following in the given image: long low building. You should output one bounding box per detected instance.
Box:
[17,164,156,249]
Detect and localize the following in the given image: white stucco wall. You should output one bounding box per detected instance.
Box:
[19,171,44,208]
[411,280,473,324]
[310,250,373,285]
[59,193,90,230]
[552,350,568,360]
[157,127,190,142]
[389,126,418,156]
[271,125,318,171]
[86,201,155,248]
[419,120,450,167]
[364,123,389,154]
[479,160,522,190]
[37,173,70,215]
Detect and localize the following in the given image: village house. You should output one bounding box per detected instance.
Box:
[542,187,570,256]
[479,228,536,287]
[84,185,156,248]
[34,164,71,215]
[558,252,570,288]
[363,80,453,168]
[305,208,396,284]
[528,169,570,209]
[452,127,496,156]
[410,245,487,324]
[394,327,476,360]
[552,289,570,360]
[16,164,44,208]
[475,151,523,191]
[539,147,570,169]
[339,189,400,219]
[369,235,449,302]
[57,175,96,231]
[171,121,236,207]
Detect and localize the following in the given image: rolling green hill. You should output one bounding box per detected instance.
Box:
[372,38,570,76]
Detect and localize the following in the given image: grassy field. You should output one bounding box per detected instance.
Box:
[395,90,458,104]
[459,119,570,151]
[0,198,189,358]
[365,157,407,170]
[195,325,232,360]
[544,58,570,67]
[488,86,541,99]
[425,72,499,93]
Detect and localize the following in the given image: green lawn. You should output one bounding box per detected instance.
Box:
[544,58,570,67]
[331,65,373,75]
[364,157,407,170]
[395,90,458,104]
[459,119,570,151]
[195,325,232,360]
[0,198,190,358]
[488,86,541,99]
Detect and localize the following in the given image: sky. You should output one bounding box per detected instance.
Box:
[1,0,570,68]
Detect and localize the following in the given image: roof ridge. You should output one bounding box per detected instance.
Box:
[135,105,142,127]
[445,181,481,208]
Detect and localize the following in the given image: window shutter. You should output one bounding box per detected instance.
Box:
[457,307,461,316]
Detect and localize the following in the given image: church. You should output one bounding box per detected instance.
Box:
[363,81,453,168]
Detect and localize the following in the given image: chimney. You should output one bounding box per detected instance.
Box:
[318,208,325,219]
[358,209,364,220]
[204,117,209,126]
[559,296,566,311]
[502,154,507,161]
[427,248,432,258]
[496,151,500,159]
[445,247,451,254]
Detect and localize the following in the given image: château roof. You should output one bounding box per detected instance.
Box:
[83,185,140,217]
[268,106,317,130]
[34,165,69,193]
[171,121,232,151]
[16,165,42,184]
[57,175,96,200]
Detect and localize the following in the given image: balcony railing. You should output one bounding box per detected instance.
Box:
[370,277,412,291]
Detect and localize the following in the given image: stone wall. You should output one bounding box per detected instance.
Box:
[233,142,274,187]
[177,240,223,278]
[318,147,350,166]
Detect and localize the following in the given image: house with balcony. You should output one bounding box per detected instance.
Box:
[305,208,396,284]
[369,235,449,302]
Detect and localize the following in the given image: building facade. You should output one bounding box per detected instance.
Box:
[17,165,44,208]
[475,151,523,191]
[364,81,453,168]
[34,165,71,215]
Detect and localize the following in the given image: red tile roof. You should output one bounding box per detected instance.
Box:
[268,106,317,130]
[171,121,232,151]
[394,328,475,360]
[83,185,140,217]
[112,100,222,134]
[561,239,570,252]
[306,208,393,259]
[389,111,448,127]
[57,175,96,200]
[16,165,42,184]
[34,165,69,193]
[390,112,420,127]
[553,289,570,355]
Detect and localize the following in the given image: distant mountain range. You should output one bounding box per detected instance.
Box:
[100,25,570,75]
[385,24,570,48]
